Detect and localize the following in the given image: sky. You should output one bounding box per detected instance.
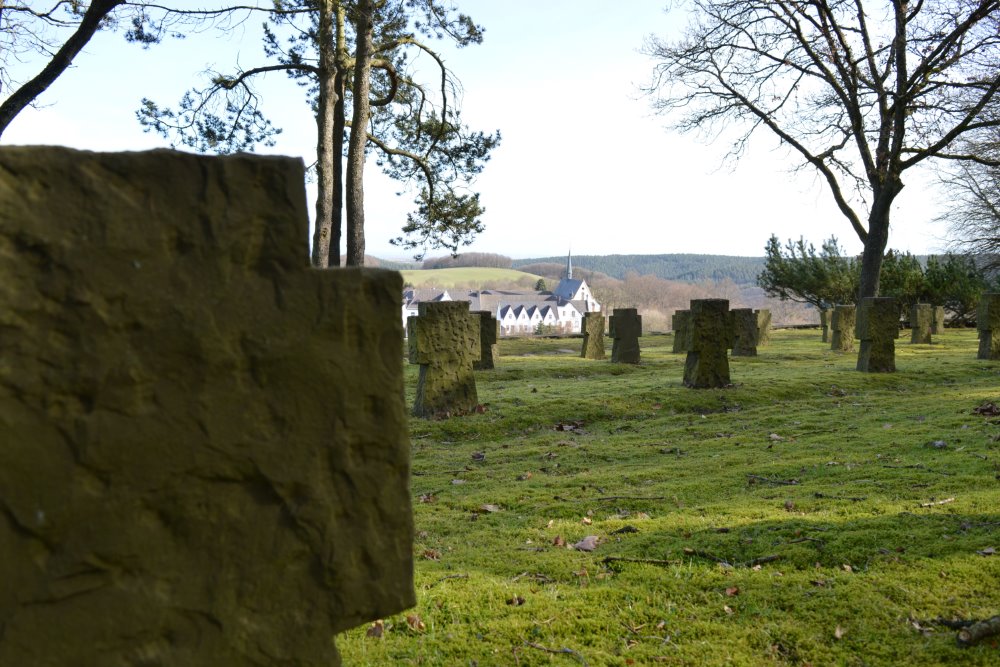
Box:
[3,0,953,261]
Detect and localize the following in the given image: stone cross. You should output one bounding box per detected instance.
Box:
[931,306,946,334]
[820,307,832,342]
[731,308,759,357]
[831,304,856,352]
[755,309,772,346]
[609,308,642,363]
[977,293,1000,360]
[408,301,481,416]
[472,310,499,370]
[856,297,899,372]
[672,309,691,353]
[683,299,734,388]
[0,147,414,667]
[581,312,606,360]
[910,303,933,344]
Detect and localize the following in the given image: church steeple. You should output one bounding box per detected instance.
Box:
[566,249,573,280]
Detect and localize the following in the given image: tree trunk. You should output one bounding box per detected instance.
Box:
[346,0,374,267]
[857,182,902,301]
[310,0,338,268]
[328,5,348,267]
[0,0,124,136]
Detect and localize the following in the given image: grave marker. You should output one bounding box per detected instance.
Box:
[0,147,413,667]
[856,297,899,372]
[472,310,499,370]
[609,308,642,363]
[755,309,772,346]
[931,306,947,334]
[672,309,691,354]
[731,308,758,357]
[910,303,933,344]
[683,299,733,388]
[977,293,1000,360]
[408,301,480,416]
[581,312,606,360]
[831,304,856,352]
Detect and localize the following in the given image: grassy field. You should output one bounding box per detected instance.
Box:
[339,328,1000,666]
[401,267,545,289]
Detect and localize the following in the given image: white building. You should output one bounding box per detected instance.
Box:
[401,252,601,335]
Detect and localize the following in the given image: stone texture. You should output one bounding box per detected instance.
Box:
[856,297,899,372]
[472,310,499,370]
[977,293,1000,360]
[609,308,642,364]
[580,312,606,360]
[932,306,947,334]
[831,305,856,352]
[672,309,691,354]
[409,301,480,416]
[683,299,733,388]
[0,147,414,667]
[731,308,758,357]
[755,309,772,346]
[820,307,832,342]
[910,303,933,344]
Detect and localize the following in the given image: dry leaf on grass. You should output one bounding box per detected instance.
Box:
[471,451,486,461]
[834,625,846,640]
[366,620,384,638]
[573,535,600,551]
[581,517,593,525]
[406,614,426,632]
[422,549,441,561]
[517,472,533,481]
[725,587,740,597]
[506,595,525,606]
[479,504,501,513]
[552,535,566,547]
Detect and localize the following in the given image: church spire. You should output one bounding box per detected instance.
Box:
[566,248,573,280]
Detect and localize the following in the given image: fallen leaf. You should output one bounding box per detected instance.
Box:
[977,546,996,556]
[973,401,1000,416]
[419,493,436,503]
[471,451,486,461]
[366,620,384,638]
[474,404,487,414]
[768,433,784,441]
[517,472,533,481]
[581,517,593,526]
[783,500,796,511]
[406,614,426,632]
[724,605,734,615]
[573,535,600,551]
[725,586,740,597]
[834,625,846,640]
[480,504,501,513]
[422,549,441,561]
[927,440,948,449]
[451,479,466,485]
[506,595,525,606]
[841,564,853,573]
[552,535,566,547]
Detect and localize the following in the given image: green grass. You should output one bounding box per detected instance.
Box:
[402,267,544,289]
[339,329,1000,666]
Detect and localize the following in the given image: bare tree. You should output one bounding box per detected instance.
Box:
[644,1,1000,301]
[941,124,1000,268]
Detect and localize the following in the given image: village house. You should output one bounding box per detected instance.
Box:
[402,253,601,336]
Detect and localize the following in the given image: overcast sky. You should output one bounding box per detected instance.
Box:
[3,1,951,261]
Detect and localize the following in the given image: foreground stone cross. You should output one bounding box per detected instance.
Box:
[977,293,1000,360]
[820,307,832,342]
[672,309,691,353]
[755,309,772,346]
[731,308,759,357]
[910,303,933,344]
[408,301,481,416]
[609,308,642,363]
[831,305,856,352]
[0,147,414,666]
[932,306,947,334]
[856,297,899,372]
[581,312,606,360]
[683,299,733,388]
[472,310,499,370]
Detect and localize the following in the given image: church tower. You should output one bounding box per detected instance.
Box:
[566,249,573,280]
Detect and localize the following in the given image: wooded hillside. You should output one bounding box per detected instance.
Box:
[511,254,766,284]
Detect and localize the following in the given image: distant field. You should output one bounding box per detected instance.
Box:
[401,267,544,289]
